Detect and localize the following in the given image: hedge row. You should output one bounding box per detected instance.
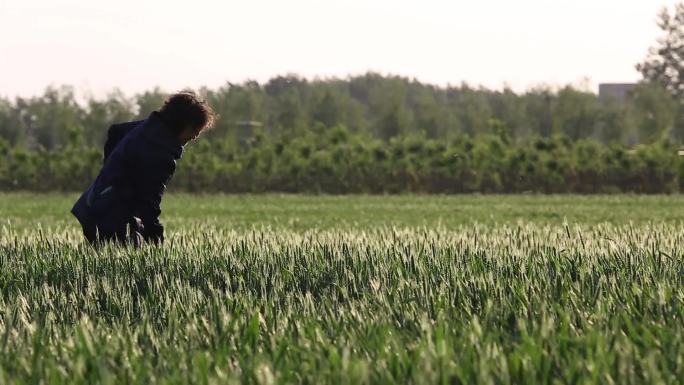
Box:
[1,130,681,194]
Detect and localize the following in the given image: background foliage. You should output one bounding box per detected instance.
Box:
[2,75,684,193]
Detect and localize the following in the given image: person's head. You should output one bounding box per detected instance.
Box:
[158,90,216,145]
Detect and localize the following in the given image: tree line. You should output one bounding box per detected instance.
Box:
[1,73,684,193]
[0,107,682,194]
[1,75,683,150]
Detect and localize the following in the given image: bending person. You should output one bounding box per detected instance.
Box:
[71,91,215,246]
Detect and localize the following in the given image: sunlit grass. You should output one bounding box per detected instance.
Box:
[1,195,683,384]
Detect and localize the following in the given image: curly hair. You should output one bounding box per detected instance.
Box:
[158,90,216,135]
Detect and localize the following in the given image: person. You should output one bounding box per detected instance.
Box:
[71,91,216,246]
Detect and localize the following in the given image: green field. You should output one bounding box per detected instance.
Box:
[2,193,684,384]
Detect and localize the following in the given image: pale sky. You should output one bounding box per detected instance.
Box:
[0,0,679,98]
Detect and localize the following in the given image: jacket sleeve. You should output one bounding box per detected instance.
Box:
[132,156,177,244]
[104,121,142,162]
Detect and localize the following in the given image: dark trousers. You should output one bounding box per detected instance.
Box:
[81,217,144,247]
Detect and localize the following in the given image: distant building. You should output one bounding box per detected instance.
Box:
[598,83,636,103]
[235,120,263,147]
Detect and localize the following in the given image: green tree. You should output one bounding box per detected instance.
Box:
[83,90,135,146]
[369,77,411,140]
[638,3,684,99]
[20,86,83,150]
[0,98,20,145]
[552,87,599,141]
[412,86,445,138]
[627,83,677,143]
[312,90,341,128]
[135,88,167,119]
[449,84,492,136]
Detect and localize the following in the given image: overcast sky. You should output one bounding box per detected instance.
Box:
[0,0,679,98]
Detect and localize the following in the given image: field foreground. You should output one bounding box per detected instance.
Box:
[1,194,684,384]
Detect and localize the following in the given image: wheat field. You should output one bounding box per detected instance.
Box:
[1,194,684,384]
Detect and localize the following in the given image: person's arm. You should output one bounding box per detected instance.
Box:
[104,121,143,162]
[131,155,177,244]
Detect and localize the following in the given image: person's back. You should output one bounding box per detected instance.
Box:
[72,91,215,246]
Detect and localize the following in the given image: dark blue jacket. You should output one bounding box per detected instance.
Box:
[104,120,144,162]
[71,112,183,244]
